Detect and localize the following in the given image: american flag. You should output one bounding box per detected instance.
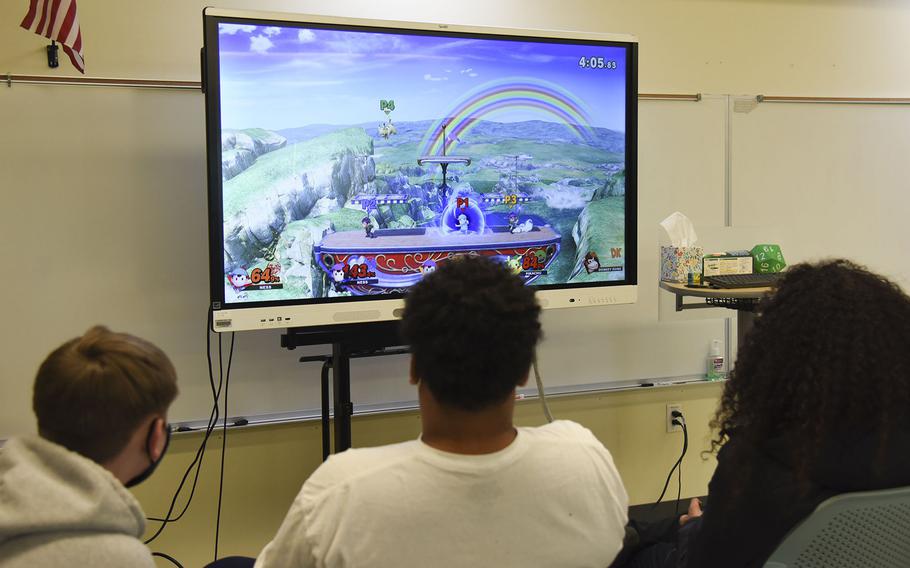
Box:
[20,0,85,73]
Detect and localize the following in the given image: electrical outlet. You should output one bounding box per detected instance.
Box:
[666,403,683,433]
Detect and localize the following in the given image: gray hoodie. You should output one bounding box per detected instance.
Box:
[0,436,155,567]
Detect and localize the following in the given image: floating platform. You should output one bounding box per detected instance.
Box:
[348,193,408,208]
[480,192,532,205]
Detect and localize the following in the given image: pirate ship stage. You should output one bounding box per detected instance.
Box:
[313,222,561,295]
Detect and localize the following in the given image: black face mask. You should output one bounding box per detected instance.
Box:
[125,421,171,488]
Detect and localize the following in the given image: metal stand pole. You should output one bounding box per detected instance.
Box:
[282,321,404,459]
[331,341,354,452]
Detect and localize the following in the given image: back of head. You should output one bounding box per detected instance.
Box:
[401,255,542,411]
[713,259,910,456]
[33,326,178,463]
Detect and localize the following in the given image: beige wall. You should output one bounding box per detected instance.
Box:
[6,0,910,93]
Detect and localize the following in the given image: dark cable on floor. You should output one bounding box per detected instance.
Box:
[144,307,224,544]
[653,411,688,509]
[214,332,235,562]
[152,551,184,567]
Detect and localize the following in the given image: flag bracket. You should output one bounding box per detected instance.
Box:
[46,41,59,69]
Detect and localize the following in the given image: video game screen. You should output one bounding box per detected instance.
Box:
[208,17,635,306]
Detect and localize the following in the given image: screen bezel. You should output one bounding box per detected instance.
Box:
[203,8,638,331]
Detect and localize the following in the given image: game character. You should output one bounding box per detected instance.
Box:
[378,121,397,139]
[584,251,601,274]
[226,268,251,291]
[378,99,397,138]
[331,263,346,292]
[511,219,534,234]
[456,213,470,234]
[507,212,519,233]
[419,259,438,276]
[505,255,522,275]
[362,217,376,239]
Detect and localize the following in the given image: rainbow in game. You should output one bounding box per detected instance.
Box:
[419,78,598,157]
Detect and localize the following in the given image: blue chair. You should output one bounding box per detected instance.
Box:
[764,486,910,568]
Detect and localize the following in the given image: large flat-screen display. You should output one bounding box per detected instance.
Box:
[203,9,638,331]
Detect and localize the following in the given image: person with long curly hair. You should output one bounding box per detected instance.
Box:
[619,259,910,568]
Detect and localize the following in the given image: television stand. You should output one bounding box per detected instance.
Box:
[281,321,406,458]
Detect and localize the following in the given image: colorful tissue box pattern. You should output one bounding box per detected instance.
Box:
[661,246,704,282]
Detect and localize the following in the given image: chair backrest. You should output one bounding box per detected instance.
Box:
[764,485,910,568]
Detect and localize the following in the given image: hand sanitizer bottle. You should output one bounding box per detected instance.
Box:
[706,340,725,381]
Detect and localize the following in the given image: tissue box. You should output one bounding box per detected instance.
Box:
[660,246,704,282]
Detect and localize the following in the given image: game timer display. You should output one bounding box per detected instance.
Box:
[203,9,638,331]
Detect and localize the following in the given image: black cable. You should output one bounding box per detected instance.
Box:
[152,551,184,568]
[146,315,223,530]
[676,422,688,515]
[144,307,224,543]
[653,451,683,508]
[144,398,218,525]
[653,413,689,508]
[214,332,235,561]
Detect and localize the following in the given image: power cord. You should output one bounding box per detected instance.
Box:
[653,410,688,512]
[152,551,184,568]
[531,355,553,423]
[676,419,688,514]
[214,332,235,561]
[144,307,225,545]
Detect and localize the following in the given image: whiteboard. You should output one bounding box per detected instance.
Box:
[731,101,910,291]
[0,85,730,437]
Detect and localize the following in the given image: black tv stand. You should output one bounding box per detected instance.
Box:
[281,321,406,458]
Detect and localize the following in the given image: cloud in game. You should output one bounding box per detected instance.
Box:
[250,35,274,54]
[426,39,480,54]
[263,27,281,37]
[424,73,448,81]
[325,33,406,54]
[298,29,316,43]
[468,72,478,77]
[511,53,556,63]
[220,24,256,35]
[460,67,473,74]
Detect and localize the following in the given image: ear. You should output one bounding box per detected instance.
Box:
[518,370,530,387]
[148,417,168,461]
[409,356,420,386]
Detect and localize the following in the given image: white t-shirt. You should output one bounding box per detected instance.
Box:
[255,420,629,568]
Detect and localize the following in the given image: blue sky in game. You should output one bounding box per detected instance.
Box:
[217,22,629,132]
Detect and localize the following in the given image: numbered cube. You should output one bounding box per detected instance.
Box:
[750,244,786,273]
